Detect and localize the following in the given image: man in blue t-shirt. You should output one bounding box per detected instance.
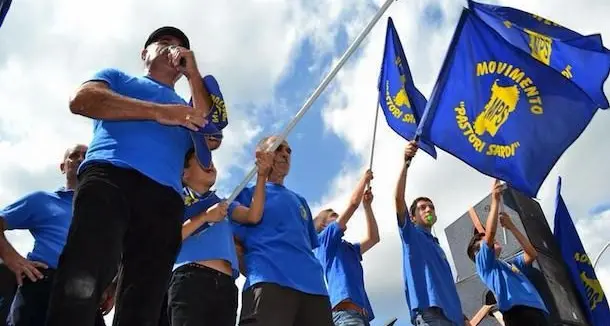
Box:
[466,180,549,326]
[314,170,379,326]
[0,145,111,326]
[395,141,465,326]
[163,148,272,326]
[230,135,333,326]
[46,27,214,326]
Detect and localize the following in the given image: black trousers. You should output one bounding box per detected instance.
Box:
[239,282,333,326]
[167,263,238,326]
[503,305,550,326]
[8,268,105,326]
[45,163,184,326]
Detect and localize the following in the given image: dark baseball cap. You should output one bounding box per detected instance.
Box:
[144,26,190,49]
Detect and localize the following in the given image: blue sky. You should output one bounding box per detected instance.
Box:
[1,1,610,325]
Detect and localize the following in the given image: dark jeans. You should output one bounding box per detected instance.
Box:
[8,268,105,326]
[239,282,333,326]
[0,263,17,326]
[45,163,184,326]
[503,305,550,326]
[167,263,238,326]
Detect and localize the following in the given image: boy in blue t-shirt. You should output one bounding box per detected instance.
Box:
[395,141,464,326]
[313,170,378,326]
[163,148,272,326]
[466,180,549,326]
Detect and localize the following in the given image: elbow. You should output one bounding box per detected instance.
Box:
[246,213,263,224]
[371,233,381,246]
[69,89,90,115]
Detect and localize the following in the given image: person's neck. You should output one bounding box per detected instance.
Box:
[64,175,78,191]
[188,183,211,195]
[267,173,285,186]
[145,68,177,88]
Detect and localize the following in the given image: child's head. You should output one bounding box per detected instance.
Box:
[467,232,503,261]
[182,148,217,188]
[314,208,339,233]
[409,197,437,227]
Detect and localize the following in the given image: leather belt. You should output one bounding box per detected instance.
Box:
[333,300,367,317]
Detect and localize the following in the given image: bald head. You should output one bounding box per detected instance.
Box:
[63,144,88,161]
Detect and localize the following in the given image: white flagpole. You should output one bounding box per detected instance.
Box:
[368,101,381,171]
[226,0,398,203]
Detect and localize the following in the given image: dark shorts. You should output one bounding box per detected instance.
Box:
[167,263,238,326]
[45,163,184,326]
[239,282,333,326]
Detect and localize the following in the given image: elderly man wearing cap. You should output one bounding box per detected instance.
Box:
[45,27,213,326]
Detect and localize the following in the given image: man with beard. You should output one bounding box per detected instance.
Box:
[0,145,112,326]
[395,141,464,326]
[231,136,333,326]
[46,26,212,326]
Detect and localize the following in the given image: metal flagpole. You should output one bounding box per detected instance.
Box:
[368,99,381,172]
[226,0,398,203]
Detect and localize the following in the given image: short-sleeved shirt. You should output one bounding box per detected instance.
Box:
[229,182,327,296]
[398,215,463,325]
[0,189,74,269]
[314,221,374,321]
[174,188,240,279]
[475,240,548,313]
[79,68,192,194]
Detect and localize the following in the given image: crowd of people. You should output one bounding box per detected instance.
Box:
[0,26,553,326]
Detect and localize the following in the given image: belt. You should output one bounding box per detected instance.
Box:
[333,300,367,317]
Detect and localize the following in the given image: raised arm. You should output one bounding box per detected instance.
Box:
[359,188,380,255]
[483,180,503,247]
[169,46,213,117]
[230,151,274,224]
[395,141,418,226]
[181,202,228,240]
[500,213,537,264]
[335,170,373,230]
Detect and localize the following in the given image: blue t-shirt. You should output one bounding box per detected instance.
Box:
[0,189,74,269]
[399,216,463,325]
[174,188,240,279]
[80,68,192,194]
[475,240,548,313]
[229,183,327,296]
[314,222,374,321]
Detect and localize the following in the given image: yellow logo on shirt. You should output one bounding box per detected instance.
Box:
[299,205,308,220]
[509,263,521,274]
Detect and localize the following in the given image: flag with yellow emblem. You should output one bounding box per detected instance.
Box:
[378,17,436,158]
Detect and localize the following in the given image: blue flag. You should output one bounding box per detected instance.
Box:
[0,0,12,28]
[469,0,610,109]
[418,9,599,197]
[553,177,610,326]
[189,75,229,168]
[378,17,437,158]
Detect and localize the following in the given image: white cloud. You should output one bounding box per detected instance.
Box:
[317,0,610,323]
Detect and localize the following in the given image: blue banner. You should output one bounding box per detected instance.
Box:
[189,75,228,168]
[378,17,436,158]
[418,9,599,197]
[553,177,610,326]
[0,0,12,28]
[469,0,610,109]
